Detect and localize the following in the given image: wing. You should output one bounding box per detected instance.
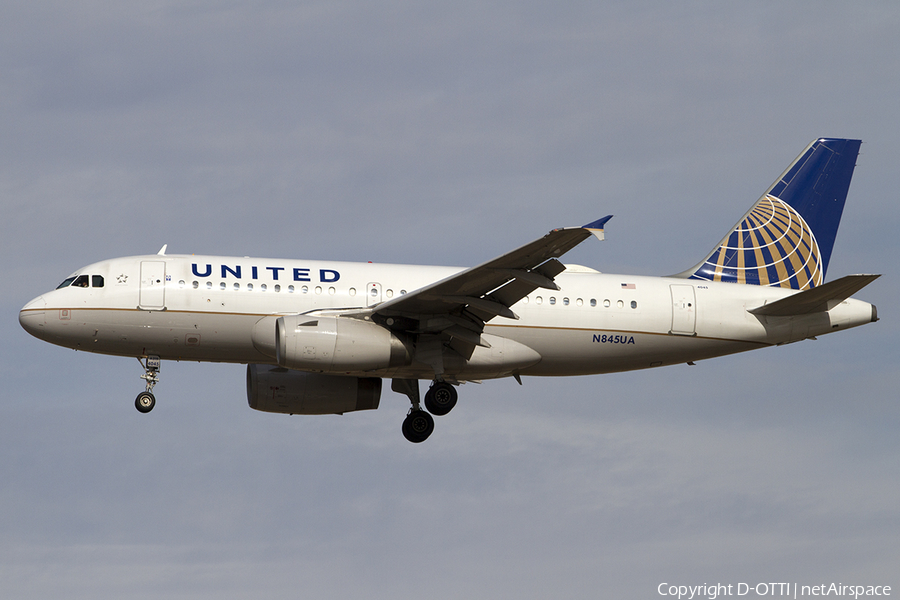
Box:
[368,216,612,363]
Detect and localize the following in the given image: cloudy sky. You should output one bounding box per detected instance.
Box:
[2,2,898,598]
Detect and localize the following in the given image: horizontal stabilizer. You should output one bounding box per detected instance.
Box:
[749,274,880,316]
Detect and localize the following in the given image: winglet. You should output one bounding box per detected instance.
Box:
[582,215,613,241]
[157,244,168,256]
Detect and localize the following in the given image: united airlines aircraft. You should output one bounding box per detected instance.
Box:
[19,139,879,442]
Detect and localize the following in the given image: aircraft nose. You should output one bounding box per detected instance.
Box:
[19,295,47,338]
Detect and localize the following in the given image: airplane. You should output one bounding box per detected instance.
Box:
[19,138,879,443]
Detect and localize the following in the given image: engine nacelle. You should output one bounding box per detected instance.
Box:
[246,364,381,415]
[252,315,411,373]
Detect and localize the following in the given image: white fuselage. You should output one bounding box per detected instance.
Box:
[18,254,877,381]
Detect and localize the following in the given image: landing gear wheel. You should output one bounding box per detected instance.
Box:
[402,410,434,443]
[135,391,156,413]
[424,381,458,416]
[136,356,161,413]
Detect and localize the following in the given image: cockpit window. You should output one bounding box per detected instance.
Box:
[57,274,104,288]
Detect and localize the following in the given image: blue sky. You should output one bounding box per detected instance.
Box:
[2,2,898,598]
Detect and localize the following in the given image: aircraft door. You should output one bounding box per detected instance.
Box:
[366,282,382,307]
[139,261,166,310]
[669,284,696,336]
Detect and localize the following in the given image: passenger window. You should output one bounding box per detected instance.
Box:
[261,284,268,292]
[549,297,556,305]
[72,275,89,288]
[288,285,295,293]
[563,297,569,306]
[590,299,597,307]
[631,301,637,309]
[92,275,105,288]
[576,298,583,307]
[247,283,254,291]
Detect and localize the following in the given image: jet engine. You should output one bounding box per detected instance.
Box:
[251,315,411,373]
[246,364,381,415]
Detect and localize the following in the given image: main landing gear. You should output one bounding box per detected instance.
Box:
[424,381,458,416]
[135,355,160,413]
[393,379,459,443]
[402,410,434,444]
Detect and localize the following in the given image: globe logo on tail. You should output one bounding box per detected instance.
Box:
[694,195,823,290]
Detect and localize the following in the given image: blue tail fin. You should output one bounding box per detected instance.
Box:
[684,138,861,290]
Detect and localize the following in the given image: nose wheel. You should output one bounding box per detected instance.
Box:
[135,391,156,413]
[135,355,161,413]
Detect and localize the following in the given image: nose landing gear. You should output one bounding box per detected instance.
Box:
[135,355,160,413]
